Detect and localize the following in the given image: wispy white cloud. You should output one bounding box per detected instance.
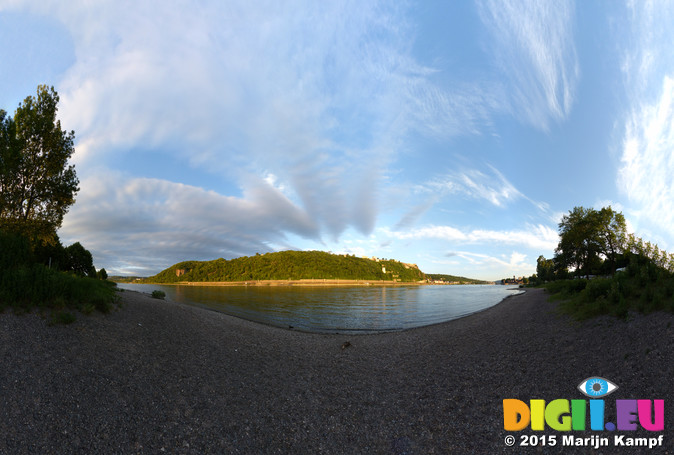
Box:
[619,76,674,246]
[621,0,674,98]
[410,164,547,214]
[390,164,552,234]
[2,0,514,248]
[476,0,579,130]
[384,223,558,252]
[618,1,674,250]
[426,165,523,207]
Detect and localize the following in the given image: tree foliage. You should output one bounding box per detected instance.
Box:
[64,242,97,278]
[145,251,427,283]
[0,85,79,244]
[555,206,627,278]
[0,86,113,315]
[424,273,486,284]
[536,255,555,282]
[0,230,115,313]
[532,205,674,319]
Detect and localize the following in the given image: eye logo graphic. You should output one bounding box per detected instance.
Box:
[577,377,618,398]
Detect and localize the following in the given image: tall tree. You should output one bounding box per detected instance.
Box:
[64,242,96,277]
[0,85,79,244]
[556,207,597,278]
[595,206,626,275]
[536,255,555,282]
[555,206,627,278]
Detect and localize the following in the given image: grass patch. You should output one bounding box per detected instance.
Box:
[48,310,77,326]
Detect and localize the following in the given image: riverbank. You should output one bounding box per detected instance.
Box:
[1,288,672,453]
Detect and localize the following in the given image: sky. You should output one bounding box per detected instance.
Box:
[1,0,673,280]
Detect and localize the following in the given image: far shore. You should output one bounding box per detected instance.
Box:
[136,278,491,286]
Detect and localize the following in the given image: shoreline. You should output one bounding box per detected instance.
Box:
[149,278,426,286]
[127,278,491,287]
[2,288,672,453]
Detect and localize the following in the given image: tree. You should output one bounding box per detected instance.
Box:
[555,207,597,278]
[64,242,96,277]
[555,206,627,278]
[536,255,555,282]
[32,232,67,269]
[595,206,627,275]
[0,85,79,244]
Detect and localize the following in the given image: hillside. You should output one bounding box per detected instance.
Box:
[144,251,427,283]
[425,274,488,285]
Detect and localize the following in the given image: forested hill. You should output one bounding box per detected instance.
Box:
[425,274,488,285]
[145,251,427,283]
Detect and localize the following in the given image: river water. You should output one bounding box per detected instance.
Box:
[117,283,522,333]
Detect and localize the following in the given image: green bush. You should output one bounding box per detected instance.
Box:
[545,279,587,297]
[0,263,117,313]
[584,278,611,300]
[549,265,674,320]
[151,290,166,300]
[612,295,629,320]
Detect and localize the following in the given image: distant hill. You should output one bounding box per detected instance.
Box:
[424,274,488,285]
[144,251,427,283]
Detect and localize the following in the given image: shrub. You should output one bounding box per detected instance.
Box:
[81,303,96,315]
[585,278,611,300]
[545,279,587,297]
[0,263,117,313]
[612,295,629,320]
[151,290,166,300]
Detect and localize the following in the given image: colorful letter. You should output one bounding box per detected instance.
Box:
[503,399,530,431]
[589,400,605,430]
[617,400,638,430]
[638,400,664,431]
[571,400,586,430]
[545,399,571,431]
[531,399,545,431]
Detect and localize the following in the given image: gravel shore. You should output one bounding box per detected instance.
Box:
[1,288,673,454]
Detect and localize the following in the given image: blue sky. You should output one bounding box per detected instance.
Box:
[1,1,673,280]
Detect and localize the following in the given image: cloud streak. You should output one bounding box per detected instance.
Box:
[618,1,674,249]
[385,223,558,252]
[2,0,514,249]
[477,0,579,130]
[425,165,523,207]
[619,77,674,246]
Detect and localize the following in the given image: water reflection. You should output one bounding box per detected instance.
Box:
[118,283,521,333]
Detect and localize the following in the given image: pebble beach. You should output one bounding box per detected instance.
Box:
[1,288,673,454]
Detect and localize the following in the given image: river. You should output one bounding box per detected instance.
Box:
[117,283,522,334]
